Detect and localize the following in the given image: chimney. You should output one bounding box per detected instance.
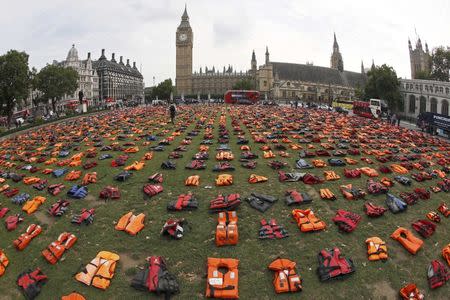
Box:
[102,49,105,56]
[133,62,136,68]
[126,59,130,66]
[120,56,123,64]
[87,52,91,59]
[111,53,116,62]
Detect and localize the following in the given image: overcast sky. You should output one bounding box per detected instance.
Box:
[1,0,449,85]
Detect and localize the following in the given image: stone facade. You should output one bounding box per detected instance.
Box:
[92,49,144,103]
[53,45,99,108]
[409,37,431,79]
[399,78,450,118]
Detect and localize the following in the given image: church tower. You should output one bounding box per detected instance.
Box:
[409,37,431,79]
[330,33,344,72]
[176,5,193,96]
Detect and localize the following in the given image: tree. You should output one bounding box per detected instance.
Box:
[415,70,431,80]
[35,64,78,114]
[430,47,450,82]
[152,79,174,100]
[364,64,402,111]
[0,50,30,126]
[232,79,255,90]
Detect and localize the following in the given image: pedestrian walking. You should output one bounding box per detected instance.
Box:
[397,116,401,126]
[169,103,176,124]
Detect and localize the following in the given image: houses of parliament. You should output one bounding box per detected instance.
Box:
[175,6,366,101]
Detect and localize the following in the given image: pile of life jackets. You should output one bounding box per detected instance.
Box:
[324,170,340,181]
[319,188,336,200]
[82,172,97,185]
[131,256,180,297]
[367,179,388,195]
[124,161,145,171]
[115,212,145,235]
[399,283,424,300]
[148,173,163,184]
[365,237,388,261]
[161,218,187,239]
[292,209,326,232]
[48,200,70,217]
[391,164,409,174]
[332,210,361,233]
[67,185,88,199]
[344,168,361,178]
[385,193,407,213]
[65,170,82,181]
[167,193,198,211]
[317,247,355,281]
[42,232,77,264]
[17,268,47,299]
[443,244,450,266]
[185,160,206,170]
[13,224,42,250]
[99,186,120,200]
[5,214,24,231]
[285,190,312,206]
[312,159,327,168]
[209,194,241,212]
[364,202,387,217]
[143,184,163,198]
[278,171,303,182]
[0,250,8,277]
[206,258,239,299]
[48,183,65,196]
[22,196,46,214]
[75,251,120,290]
[185,175,200,186]
[216,211,238,246]
[263,150,275,159]
[391,227,423,255]
[427,260,449,289]
[259,219,288,239]
[439,202,449,217]
[268,258,302,293]
[71,208,95,225]
[412,219,436,238]
[216,174,233,186]
[359,167,378,177]
[216,151,234,161]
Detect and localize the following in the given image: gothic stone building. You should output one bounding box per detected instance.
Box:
[92,49,144,103]
[53,45,99,110]
[175,6,365,101]
[409,37,432,79]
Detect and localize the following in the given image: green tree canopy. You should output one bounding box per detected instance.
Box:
[152,79,174,100]
[430,47,450,82]
[232,79,255,90]
[0,50,30,125]
[35,64,78,113]
[364,64,402,111]
[415,70,431,80]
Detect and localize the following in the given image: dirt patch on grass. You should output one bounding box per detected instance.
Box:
[370,280,397,299]
[85,194,106,206]
[34,210,55,225]
[118,252,141,270]
[178,271,202,283]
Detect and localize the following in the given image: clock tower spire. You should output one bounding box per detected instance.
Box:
[176,5,193,97]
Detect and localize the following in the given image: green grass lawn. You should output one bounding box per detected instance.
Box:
[0,105,448,299]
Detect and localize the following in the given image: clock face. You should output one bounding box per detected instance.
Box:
[179,33,187,41]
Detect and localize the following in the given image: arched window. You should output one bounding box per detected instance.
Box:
[430,98,437,113]
[419,96,426,113]
[409,95,416,113]
[398,95,405,112]
[442,100,449,116]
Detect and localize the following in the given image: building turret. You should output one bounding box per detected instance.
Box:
[330,33,344,72]
[265,46,270,65]
[251,50,257,74]
[111,53,116,63]
[361,60,365,74]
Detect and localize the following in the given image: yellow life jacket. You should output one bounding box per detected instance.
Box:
[365,237,388,261]
[185,175,200,186]
[23,177,41,185]
[263,151,275,159]
[320,189,336,200]
[248,174,268,184]
[75,251,120,290]
[22,196,46,215]
[324,170,340,181]
[65,170,82,181]
[0,250,9,277]
[82,172,97,185]
[312,160,327,168]
[216,174,233,186]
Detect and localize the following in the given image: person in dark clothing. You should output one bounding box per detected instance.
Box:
[169,104,176,124]
[397,116,401,126]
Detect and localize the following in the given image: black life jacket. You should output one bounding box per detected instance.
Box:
[317,247,355,281]
[285,190,312,206]
[17,268,47,300]
[259,219,288,239]
[246,193,277,213]
[131,256,180,299]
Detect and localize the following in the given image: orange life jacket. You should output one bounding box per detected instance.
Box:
[42,232,77,264]
[216,151,234,161]
[75,251,120,290]
[292,209,326,232]
[42,169,53,174]
[391,164,409,174]
[320,188,336,200]
[0,184,9,193]
[248,174,268,183]
[216,211,238,246]
[216,174,233,186]
[143,152,154,160]
[69,160,82,167]
[115,212,145,235]
[312,160,327,168]
[70,153,84,161]
[442,244,450,266]
[23,177,41,185]
[82,172,97,185]
[13,224,42,251]
[124,146,139,153]
[22,196,46,214]
[45,158,58,165]
[263,150,276,159]
[185,175,200,186]
[61,292,86,300]
[344,157,358,165]
[268,258,302,293]
[365,237,388,261]
[290,143,302,150]
[391,227,423,255]
[324,170,340,181]
[124,161,145,171]
[65,170,82,181]
[200,145,210,152]
[359,167,379,177]
[240,145,250,151]
[380,177,393,187]
[206,258,239,299]
[0,250,9,277]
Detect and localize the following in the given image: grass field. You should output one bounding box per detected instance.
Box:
[0,105,448,300]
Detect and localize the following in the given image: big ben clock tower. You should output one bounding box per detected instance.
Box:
[175,5,193,97]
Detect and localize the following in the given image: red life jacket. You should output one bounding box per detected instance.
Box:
[17,268,47,299]
[427,260,449,289]
[332,210,361,233]
[412,220,436,238]
[317,247,355,281]
[209,194,241,213]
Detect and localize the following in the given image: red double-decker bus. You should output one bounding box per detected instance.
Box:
[224,90,260,104]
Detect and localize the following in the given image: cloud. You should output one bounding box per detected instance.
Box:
[0,0,449,84]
